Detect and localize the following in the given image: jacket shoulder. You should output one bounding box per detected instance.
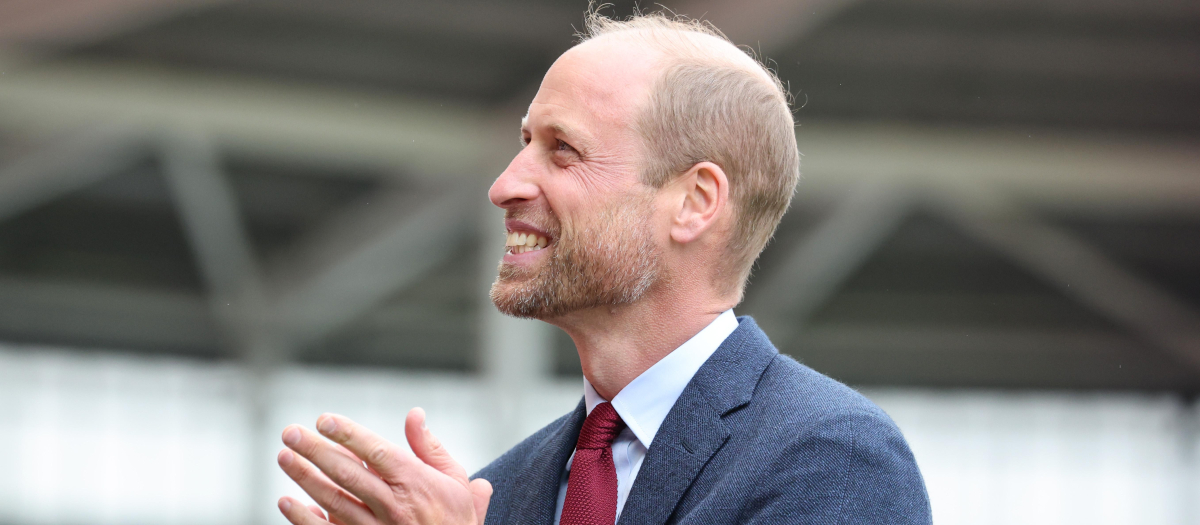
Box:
[758,353,891,421]
[736,354,932,523]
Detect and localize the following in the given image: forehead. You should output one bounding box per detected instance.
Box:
[525,35,662,134]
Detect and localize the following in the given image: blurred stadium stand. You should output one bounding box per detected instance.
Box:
[0,0,1197,523]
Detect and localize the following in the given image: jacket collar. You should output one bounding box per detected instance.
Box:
[617,316,778,525]
[584,309,739,449]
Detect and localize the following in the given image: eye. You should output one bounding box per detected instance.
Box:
[556,139,577,154]
[520,134,531,147]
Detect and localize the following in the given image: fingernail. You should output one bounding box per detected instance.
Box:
[278,449,294,467]
[282,427,300,446]
[318,416,337,435]
[279,498,292,513]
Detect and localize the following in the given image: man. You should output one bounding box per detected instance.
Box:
[275,10,932,525]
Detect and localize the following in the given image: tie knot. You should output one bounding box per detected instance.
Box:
[576,402,625,450]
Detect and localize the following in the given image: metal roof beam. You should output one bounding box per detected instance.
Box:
[0,58,491,181]
[931,181,1200,377]
[269,186,476,349]
[0,123,144,224]
[745,180,912,344]
[160,127,280,366]
[796,123,1200,212]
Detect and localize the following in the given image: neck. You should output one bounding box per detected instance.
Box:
[550,289,735,401]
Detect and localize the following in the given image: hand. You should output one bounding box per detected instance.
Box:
[276,408,493,525]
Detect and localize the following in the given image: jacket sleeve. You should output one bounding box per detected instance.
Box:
[741,409,933,524]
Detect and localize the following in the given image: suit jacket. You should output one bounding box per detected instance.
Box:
[473,317,932,524]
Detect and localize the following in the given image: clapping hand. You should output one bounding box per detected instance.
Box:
[276,408,493,524]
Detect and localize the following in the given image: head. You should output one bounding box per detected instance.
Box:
[489,9,800,320]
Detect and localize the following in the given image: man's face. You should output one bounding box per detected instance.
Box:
[487,37,669,320]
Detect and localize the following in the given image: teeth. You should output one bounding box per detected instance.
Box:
[510,244,546,254]
[505,231,550,252]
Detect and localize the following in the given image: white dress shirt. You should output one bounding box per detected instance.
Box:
[552,309,739,524]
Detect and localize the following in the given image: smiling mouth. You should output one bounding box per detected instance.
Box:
[505,231,551,254]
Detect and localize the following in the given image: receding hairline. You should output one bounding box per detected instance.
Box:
[577,22,780,95]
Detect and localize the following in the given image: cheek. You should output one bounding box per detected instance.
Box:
[541,170,617,222]
[561,164,628,199]
[544,190,592,236]
[564,140,643,195]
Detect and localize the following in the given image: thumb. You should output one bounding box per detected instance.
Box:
[470,478,493,524]
[405,407,470,484]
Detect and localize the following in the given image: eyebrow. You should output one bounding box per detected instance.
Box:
[550,123,580,138]
[519,116,594,150]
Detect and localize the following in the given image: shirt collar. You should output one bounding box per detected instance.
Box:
[583,309,738,449]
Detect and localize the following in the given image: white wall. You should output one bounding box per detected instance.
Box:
[1,345,1197,524]
[869,389,1200,525]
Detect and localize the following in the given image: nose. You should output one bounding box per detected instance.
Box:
[488,149,541,209]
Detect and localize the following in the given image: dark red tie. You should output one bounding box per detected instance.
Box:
[561,402,626,525]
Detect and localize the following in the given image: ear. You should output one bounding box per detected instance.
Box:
[670,161,729,245]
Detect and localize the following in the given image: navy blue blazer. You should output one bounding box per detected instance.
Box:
[473,317,932,524]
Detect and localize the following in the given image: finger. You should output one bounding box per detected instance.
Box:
[305,504,352,525]
[307,505,327,520]
[315,413,421,482]
[406,407,470,484]
[283,425,393,514]
[332,443,368,469]
[278,497,330,525]
[277,447,374,525]
[333,443,387,479]
[469,478,493,525]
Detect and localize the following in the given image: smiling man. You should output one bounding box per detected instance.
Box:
[275,10,932,525]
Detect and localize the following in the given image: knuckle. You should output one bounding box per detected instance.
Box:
[385,508,404,523]
[368,443,391,465]
[385,502,416,524]
[324,493,349,516]
[391,479,412,499]
[292,463,311,483]
[339,424,355,442]
[331,463,358,486]
[302,437,323,456]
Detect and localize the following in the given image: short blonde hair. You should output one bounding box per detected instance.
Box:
[579,8,801,298]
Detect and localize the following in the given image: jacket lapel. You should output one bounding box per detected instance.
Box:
[506,399,586,525]
[617,317,779,525]
[616,387,729,525]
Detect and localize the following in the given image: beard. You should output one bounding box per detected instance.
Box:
[490,195,666,320]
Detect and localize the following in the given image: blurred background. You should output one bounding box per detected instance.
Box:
[0,0,1197,523]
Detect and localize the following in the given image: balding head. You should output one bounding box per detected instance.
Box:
[576,11,800,298]
[488,9,799,321]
